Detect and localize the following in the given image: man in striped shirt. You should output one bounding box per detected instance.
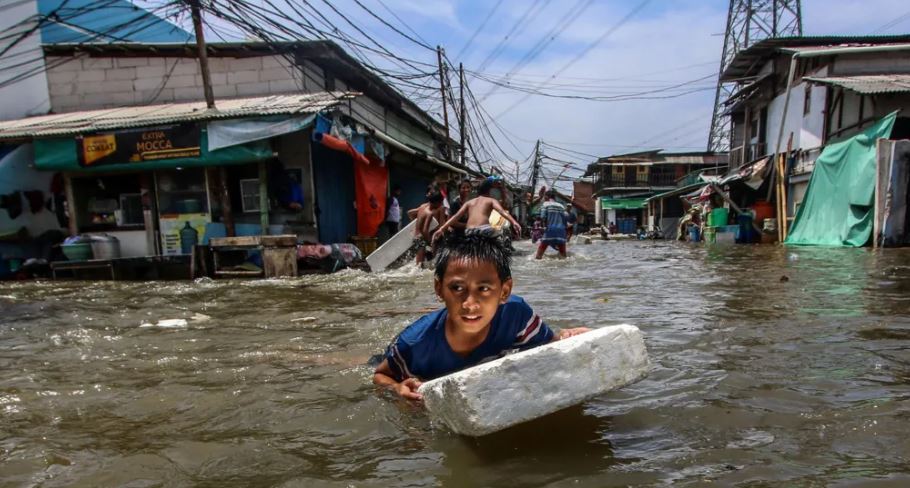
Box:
[536,190,569,259]
[373,233,589,401]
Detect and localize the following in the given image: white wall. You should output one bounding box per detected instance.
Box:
[45,54,304,112]
[764,66,828,153]
[0,0,50,120]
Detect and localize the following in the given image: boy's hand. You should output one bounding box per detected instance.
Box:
[395,377,423,401]
[432,229,445,243]
[557,327,591,340]
[512,223,522,236]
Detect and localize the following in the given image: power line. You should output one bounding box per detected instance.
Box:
[476,0,550,72]
[453,0,505,61]
[493,0,653,119]
[350,0,433,50]
[478,0,594,103]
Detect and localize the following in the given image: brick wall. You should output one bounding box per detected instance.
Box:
[46,54,303,112]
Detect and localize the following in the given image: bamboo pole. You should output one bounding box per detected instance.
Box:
[777,133,793,242]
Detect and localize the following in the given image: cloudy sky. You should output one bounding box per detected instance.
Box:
[164,0,910,188]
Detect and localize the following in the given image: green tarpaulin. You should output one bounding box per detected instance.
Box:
[600,197,647,209]
[785,112,896,247]
[33,129,273,173]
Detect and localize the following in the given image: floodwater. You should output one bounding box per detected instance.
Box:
[1,240,910,487]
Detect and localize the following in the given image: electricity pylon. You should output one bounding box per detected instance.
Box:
[707,0,803,152]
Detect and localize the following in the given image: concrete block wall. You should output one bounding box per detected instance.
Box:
[46,54,304,112]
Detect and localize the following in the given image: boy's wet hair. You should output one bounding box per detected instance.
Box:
[434,232,512,282]
[427,191,443,204]
[477,178,493,196]
[545,189,556,199]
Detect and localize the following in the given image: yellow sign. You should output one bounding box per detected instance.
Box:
[76,124,201,167]
[81,134,117,166]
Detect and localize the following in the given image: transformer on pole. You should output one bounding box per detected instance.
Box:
[707,0,802,153]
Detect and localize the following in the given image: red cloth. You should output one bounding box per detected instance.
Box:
[317,133,370,167]
[354,156,388,237]
[316,132,388,236]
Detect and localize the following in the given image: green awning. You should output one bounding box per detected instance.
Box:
[600,197,647,209]
[34,128,273,173]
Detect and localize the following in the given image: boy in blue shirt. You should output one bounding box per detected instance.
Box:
[373,233,590,400]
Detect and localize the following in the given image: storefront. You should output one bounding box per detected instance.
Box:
[32,124,273,257]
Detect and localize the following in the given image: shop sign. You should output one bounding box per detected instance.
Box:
[77,124,201,167]
[159,213,209,255]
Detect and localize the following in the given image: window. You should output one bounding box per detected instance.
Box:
[803,84,812,115]
[240,179,261,213]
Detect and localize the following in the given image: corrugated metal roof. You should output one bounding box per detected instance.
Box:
[720,35,910,80]
[0,92,356,140]
[804,74,910,94]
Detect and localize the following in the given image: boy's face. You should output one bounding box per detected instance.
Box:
[435,258,512,336]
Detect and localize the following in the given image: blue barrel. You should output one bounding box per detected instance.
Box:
[688,224,700,242]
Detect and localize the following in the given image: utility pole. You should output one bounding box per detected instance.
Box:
[436,46,451,161]
[459,62,466,168]
[189,0,215,109]
[530,140,541,199]
[189,1,235,236]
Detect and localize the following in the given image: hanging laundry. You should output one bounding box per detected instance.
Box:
[315,132,370,166]
[330,115,353,141]
[366,138,386,165]
[313,113,333,138]
[1,191,23,219]
[351,134,366,155]
[24,190,44,214]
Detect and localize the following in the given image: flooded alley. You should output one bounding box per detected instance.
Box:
[2,240,909,487]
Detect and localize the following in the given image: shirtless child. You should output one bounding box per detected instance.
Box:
[432,177,521,242]
[414,192,444,265]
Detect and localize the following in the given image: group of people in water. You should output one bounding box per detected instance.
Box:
[385,176,577,264]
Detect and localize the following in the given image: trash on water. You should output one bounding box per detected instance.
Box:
[140,319,188,328]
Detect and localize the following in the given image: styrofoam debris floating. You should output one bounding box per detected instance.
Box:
[418,324,650,436]
[140,319,188,328]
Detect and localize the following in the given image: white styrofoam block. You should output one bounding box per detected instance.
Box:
[418,324,650,436]
[366,218,437,272]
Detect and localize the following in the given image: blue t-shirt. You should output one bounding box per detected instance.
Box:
[384,295,554,381]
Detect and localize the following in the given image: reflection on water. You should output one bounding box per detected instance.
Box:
[2,241,910,486]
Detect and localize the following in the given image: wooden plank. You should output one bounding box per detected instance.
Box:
[260,234,298,247]
[874,139,894,248]
[210,236,262,247]
[780,134,793,242]
[366,217,437,272]
[263,247,298,278]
